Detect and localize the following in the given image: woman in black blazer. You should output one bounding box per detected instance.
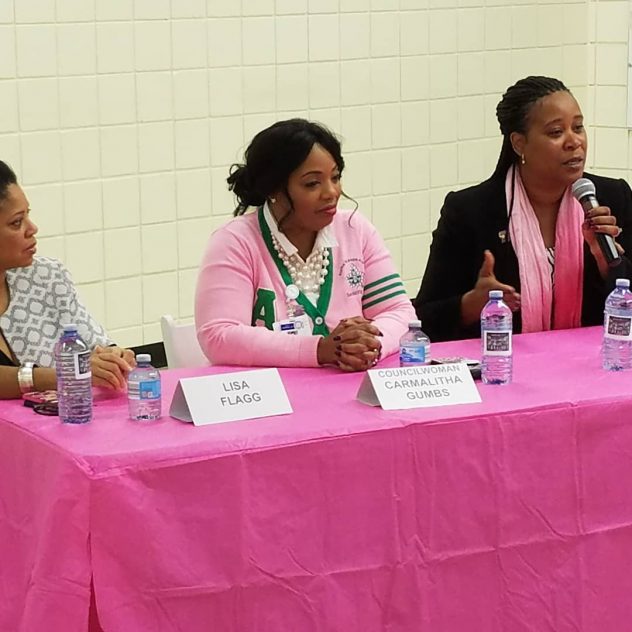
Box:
[414,76,632,342]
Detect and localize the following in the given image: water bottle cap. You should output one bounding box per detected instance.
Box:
[489,290,503,299]
[62,323,78,332]
[136,353,151,363]
[615,278,630,288]
[408,319,422,328]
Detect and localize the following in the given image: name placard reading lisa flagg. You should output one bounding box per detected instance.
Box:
[170,368,293,425]
[357,363,481,410]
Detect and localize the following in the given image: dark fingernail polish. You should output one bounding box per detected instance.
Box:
[333,336,340,341]
[335,350,341,357]
[336,344,341,351]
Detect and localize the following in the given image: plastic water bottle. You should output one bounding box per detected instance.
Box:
[128,353,162,421]
[603,278,632,371]
[399,320,430,367]
[54,323,93,424]
[481,290,513,385]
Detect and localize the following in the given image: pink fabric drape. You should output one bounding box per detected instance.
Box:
[506,166,584,332]
[3,327,632,630]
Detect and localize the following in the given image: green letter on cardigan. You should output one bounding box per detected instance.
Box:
[251,289,276,330]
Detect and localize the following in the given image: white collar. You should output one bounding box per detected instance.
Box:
[262,201,337,258]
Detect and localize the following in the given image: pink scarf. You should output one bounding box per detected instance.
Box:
[506,166,584,332]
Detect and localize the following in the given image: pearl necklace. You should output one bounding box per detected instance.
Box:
[271,235,329,295]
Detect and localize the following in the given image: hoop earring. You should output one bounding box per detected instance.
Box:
[520,154,526,166]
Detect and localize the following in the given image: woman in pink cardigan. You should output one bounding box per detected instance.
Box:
[195,119,416,371]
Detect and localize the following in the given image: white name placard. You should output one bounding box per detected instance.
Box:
[170,368,293,425]
[357,363,481,410]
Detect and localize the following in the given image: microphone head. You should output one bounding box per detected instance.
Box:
[571,177,596,201]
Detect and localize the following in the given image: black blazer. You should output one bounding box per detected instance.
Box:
[414,172,632,342]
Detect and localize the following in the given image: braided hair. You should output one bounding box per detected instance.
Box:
[493,76,570,178]
[227,118,345,217]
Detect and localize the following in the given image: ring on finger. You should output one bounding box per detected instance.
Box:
[371,348,382,367]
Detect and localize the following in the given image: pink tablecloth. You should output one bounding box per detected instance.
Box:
[2,326,632,631]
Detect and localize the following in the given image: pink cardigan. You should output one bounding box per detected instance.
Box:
[195,208,416,367]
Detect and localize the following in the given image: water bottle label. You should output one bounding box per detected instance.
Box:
[399,345,426,364]
[73,350,92,379]
[605,314,632,341]
[139,380,161,400]
[483,331,512,356]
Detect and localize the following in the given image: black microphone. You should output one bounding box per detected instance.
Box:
[571,178,621,267]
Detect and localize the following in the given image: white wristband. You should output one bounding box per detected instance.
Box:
[17,362,35,394]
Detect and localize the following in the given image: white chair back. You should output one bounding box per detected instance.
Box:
[160,315,209,369]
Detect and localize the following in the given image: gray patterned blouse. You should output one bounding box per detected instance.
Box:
[0,256,112,368]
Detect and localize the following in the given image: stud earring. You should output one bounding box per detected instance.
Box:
[520,154,526,166]
[270,197,276,204]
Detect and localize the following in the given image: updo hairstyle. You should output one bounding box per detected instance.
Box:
[227,118,345,217]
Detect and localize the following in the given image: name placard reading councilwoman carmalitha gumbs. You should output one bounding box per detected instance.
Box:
[357,363,481,410]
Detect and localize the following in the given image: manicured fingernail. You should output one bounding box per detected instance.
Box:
[333,336,341,341]
[336,344,341,351]
[335,350,341,357]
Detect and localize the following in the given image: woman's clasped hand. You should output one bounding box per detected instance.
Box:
[317,317,382,371]
[91,345,136,390]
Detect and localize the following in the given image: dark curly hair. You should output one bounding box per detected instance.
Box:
[0,160,17,204]
[227,118,346,219]
[493,76,571,178]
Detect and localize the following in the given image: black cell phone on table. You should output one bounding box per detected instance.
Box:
[431,357,482,380]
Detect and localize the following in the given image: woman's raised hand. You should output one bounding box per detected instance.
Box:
[460,250,521,326]
[582,205,625,276]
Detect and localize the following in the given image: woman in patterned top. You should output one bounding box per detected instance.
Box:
[0,160,135,399]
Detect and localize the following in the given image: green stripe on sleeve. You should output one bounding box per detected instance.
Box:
[363,272,400,292]
[363,289,408,310]
[362,281,404,303]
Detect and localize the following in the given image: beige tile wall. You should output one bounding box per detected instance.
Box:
[0,0,626,346]
[590,0,630,178]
